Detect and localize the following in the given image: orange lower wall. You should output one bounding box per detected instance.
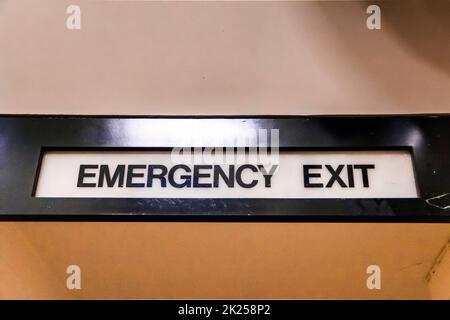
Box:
[1,222,448,299]
[0,224,72,299]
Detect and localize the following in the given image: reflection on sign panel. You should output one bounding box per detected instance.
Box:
[35,150,418,199]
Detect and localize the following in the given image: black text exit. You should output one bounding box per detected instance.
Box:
[303,164,375,188]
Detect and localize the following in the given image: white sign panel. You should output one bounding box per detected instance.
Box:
[35,150,418,198]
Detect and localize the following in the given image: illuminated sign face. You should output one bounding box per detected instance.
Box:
[35,150,418,199]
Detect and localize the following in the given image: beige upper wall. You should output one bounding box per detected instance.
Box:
[0,0,449,115]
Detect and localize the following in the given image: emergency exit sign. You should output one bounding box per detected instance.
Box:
[35,150,418,199]
[1,116,448,221]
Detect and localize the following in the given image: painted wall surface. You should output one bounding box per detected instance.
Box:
[1,222,449,299]
[0,0,449,299]
[429,243,450,299]
[0,0,449,115]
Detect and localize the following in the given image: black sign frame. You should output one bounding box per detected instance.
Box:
[0,115,449,222]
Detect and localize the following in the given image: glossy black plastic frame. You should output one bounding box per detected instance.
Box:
[0,115,449,222]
